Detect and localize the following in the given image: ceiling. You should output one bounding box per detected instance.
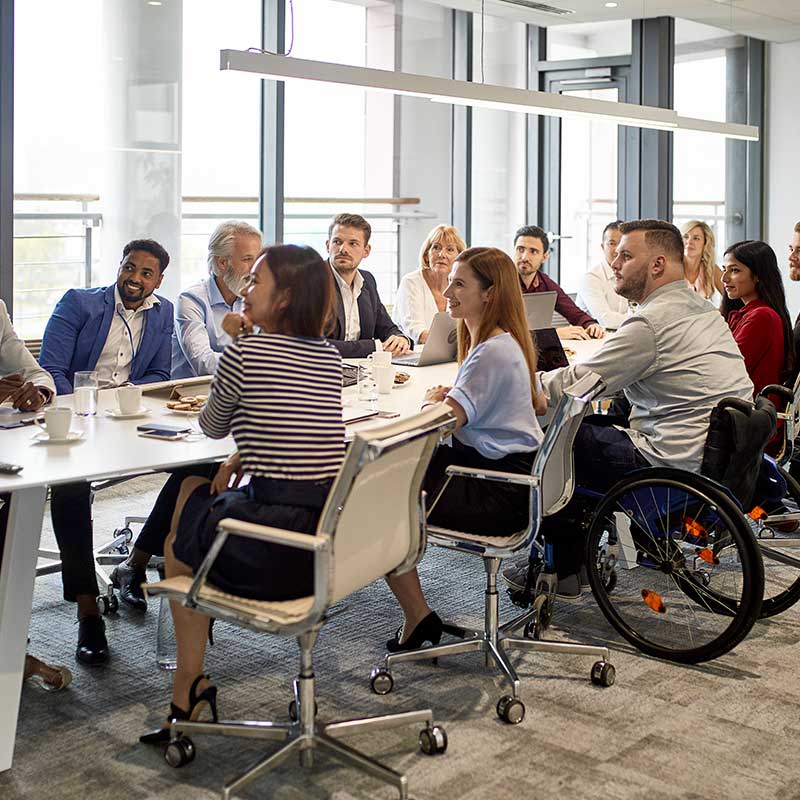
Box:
[430,0,800,43]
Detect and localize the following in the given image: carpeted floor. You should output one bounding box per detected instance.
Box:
[2,475,800,800]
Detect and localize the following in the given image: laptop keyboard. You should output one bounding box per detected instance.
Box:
[342,363,359,387]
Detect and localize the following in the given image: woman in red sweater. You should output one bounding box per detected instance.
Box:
[721,240,794,396]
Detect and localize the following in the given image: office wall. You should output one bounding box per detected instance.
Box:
[765,39,800,316]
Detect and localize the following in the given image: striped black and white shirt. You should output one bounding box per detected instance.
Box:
[199,333,345,481]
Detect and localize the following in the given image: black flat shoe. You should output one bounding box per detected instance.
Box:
[76,615,109,666]
[140,674,218,745]
[386,611,443,652]
[110,563,148,612]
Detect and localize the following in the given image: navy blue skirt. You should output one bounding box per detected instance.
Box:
[173,477,332,601]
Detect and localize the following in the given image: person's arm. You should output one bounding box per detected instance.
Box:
[174,292,221,377]
[199,340,243,439]
[541,318,657,408]
[712,264,725,298]
[328,337,379,358]
[548,276,598,330]
[729,308,773,376]
[137,303,173,384]
[394,274,428,343]
[366,273,412,349]
[38,290,83,395]
[577,271,628,330]
[0,300,55,399]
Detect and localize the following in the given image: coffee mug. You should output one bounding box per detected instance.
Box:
[43,407,72,439]
[370,350,392,368]
[374,364,396,394]
[117,385,143,415]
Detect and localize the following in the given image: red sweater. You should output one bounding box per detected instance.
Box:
[726,299,785,397]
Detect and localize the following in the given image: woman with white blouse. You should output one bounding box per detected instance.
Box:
[393,224,466,343]
[682,219,724,303]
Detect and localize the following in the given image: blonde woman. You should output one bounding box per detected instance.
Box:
[682,219,724,302]
[393,224,466,343]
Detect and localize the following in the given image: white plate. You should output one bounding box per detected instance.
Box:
[105,407,151,420]
[168,407,203,416]
[393,373,412,389]
[32,430,84,444]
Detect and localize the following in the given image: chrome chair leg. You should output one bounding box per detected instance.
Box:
[487,641,521,698]
[221,736,304,800]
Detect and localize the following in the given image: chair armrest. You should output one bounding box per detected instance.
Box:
[760,384,794,404]
[444,464,538,486]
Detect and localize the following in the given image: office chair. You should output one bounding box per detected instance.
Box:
[144,404,455,799]
[371,372,614,725]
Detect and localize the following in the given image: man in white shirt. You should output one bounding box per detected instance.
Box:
[576,220,632,330]
[325,213,412,358]
[172,220,263,379]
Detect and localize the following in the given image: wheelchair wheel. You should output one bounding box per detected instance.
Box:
[585,468,763,664]
[752,465,800,618]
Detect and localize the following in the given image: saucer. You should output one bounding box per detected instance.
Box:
[168,407,203,416]
[105,407,151,420]
[32,430,84,444]
[393,373,412,389]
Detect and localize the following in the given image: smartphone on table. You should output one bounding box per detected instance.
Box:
[136,423,192,441]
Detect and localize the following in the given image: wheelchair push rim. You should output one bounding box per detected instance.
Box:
[585,469,764,664]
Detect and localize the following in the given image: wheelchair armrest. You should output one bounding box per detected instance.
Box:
[759,384,794,404]
[444,464,539,487]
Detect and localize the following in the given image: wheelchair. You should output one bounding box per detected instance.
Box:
[512,382,800,665]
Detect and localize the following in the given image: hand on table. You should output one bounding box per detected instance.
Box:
[210,451,243,496]
[0,374,47,411]
[556,325,591,341]
[584,324,605,339]
[424,385,451,405]
[222,312,254,339]
[382,335,410,356]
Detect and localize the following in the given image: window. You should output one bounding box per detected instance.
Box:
[547,20,631,61]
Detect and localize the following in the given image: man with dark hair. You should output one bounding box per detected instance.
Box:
[504,219,753,599]
[38,239,174,665]
[325,213,411,357]
[576,220,631,330]
[513,225,604,340]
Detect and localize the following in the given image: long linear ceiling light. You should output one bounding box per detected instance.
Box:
[220,50,758,141]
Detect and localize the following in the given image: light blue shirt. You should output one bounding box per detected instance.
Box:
[171,276,243,379]
[448,332,543,459]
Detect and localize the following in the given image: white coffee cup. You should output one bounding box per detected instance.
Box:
[44,407,72,439]
[117,385,143,415]
[371,350,392,368]
[374,364,396,394]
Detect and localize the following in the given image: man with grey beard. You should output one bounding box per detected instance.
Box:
[171,220,263,378]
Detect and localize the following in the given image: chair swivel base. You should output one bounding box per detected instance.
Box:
[168,675,447,800]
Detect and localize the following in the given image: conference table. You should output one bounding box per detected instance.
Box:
[0,336,603,772]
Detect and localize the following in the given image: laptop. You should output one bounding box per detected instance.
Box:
[523,291,558,332]
[392,312,458,367]
[533,328,570,372]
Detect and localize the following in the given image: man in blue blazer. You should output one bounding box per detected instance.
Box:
[325,213,412,358]
[38,239,173,666]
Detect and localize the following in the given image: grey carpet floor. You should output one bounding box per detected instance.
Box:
[2,475,800,800]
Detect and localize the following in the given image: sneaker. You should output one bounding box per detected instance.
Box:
[502,555,534,592]
[555,574,582,601]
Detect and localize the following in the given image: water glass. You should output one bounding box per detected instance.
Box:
[357,363,378,405]
[74,371,99,416]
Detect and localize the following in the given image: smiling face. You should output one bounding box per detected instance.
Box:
[514,235,549,282]
[443,260,491,326]
[722,253,759,304]
[116,250,163,309]
[425,236,460,277]
[242,254,288,331]
[683,226,705,260]
[789,231,800,282]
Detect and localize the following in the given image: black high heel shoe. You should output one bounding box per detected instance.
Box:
[140,674,218,745]
[386,611,443,652]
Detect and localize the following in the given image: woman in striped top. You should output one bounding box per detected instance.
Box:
[141,244,344,745]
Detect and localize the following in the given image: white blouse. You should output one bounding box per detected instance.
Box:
[393,270,440,343]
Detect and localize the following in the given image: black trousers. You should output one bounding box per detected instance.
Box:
[48,463,220,602]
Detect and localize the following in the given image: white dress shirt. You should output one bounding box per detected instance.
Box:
[542,280,753,472]
[576,260,631,330]
[95,287,159,387]
[0,299,55,397]
[171,276,243,379]
[393,270,439,343]
[330,263,364,342]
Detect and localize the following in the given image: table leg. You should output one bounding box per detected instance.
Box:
[0,485,47,772]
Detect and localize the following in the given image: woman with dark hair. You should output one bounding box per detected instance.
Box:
[383,247,546,652]
[141,244,345,743]
[721,240,795,396]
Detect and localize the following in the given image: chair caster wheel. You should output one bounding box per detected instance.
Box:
[496,695,525,724]
[591,661,616,687]
[370,667,394,695]
[419,725,448,755]
[288,699,318,721]
[115,544,130,556]
[165,737,195,768]
[524,615,543,640]
[97,594,119,615]
[116,526,134,544]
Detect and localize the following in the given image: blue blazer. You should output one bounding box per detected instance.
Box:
[328,268,412,358]
[40,285,174,395]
